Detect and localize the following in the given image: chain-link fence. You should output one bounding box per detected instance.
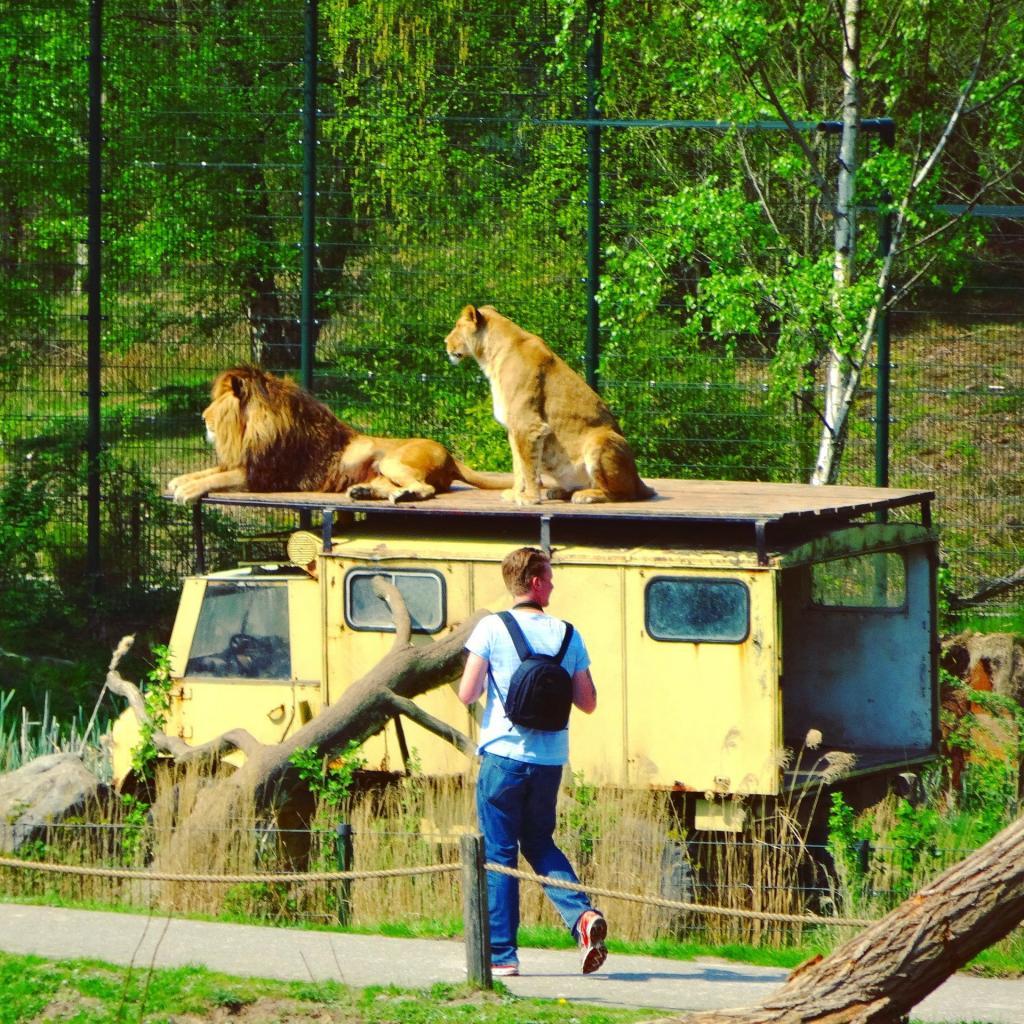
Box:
[2,0,1022,617]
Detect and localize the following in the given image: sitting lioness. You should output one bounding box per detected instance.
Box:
[445,305,655,504]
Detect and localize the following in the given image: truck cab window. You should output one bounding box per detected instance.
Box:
[345,569,445,634]
[186,581,292,679]
[811,552,907,609]
[645,577,749,643]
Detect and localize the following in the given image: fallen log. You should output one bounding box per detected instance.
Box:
[641,813,1024,1024]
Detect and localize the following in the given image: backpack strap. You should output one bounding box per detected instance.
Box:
[497,611,574,666]
[497,610,534,662]
[554,622,575,666]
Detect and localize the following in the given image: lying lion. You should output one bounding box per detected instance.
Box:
[167,365,512,505]
[445,305,656,504]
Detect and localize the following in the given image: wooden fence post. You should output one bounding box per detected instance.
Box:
[334,822,353,925]
[460,833,492,988]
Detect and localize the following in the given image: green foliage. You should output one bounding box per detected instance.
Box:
[0,457,66,647]
[129,645,173,782]
[119,793,151,866]
[959,757,1018,844]
[826,792,874,892]
[940,675,1023,845]
[289,741,368,808]
[888,799,941,898]
[222,881,300,923]
[561,771,602,864]
[0,688,107,776]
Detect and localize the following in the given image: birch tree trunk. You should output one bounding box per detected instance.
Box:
[812,0,861,486]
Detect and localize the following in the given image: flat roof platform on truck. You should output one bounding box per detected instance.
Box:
[183,477,935,568]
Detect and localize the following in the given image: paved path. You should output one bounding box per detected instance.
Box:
[1,903,1022,1022]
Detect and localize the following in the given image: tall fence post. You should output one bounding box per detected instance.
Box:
[86,0,104,590]
[300,0,318,394]
[583,0,604,392]
[334,822,353,926]
[460,833,492,989]
[875,119,896,498]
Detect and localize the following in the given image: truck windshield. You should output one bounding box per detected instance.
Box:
[185,581,291,679]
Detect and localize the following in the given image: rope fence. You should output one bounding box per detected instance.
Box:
[486,862,876,929]
[0,855,457,886]
[0,841,877,932]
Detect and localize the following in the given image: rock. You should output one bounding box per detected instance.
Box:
[0,753,110,854]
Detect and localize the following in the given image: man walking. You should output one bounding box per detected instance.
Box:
[458,546,608,977]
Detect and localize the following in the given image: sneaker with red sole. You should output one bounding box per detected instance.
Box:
[577,910,608,974]
[491,963,519,977]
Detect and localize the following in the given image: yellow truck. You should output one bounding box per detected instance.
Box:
[111,478,939,831]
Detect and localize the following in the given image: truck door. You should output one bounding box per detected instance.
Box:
[168,573,322,751]
[622,568,779,796]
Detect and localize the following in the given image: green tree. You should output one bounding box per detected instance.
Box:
[0,5,87,379]
[596,0,1023,482]
[99,0,362,369]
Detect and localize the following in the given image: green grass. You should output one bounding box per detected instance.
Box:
[0,951,650,1024]
[0,949,1011,1024]
[943,608,1024,636]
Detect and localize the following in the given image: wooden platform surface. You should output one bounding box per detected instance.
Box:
[187,478,934,529]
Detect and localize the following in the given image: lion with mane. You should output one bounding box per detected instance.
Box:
[167,366,511,504]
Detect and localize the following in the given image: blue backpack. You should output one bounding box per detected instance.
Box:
[494,611,575,732]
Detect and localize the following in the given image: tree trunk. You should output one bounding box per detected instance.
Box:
[244,268,305,371]
[812,0,861,486]
[641,812,1024,1024]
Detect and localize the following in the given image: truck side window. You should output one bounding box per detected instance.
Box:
[810,552,907,609]
[645,577,750,643]
[345,569,446,634]
[186,581,292,679]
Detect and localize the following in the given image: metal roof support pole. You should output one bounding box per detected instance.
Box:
[754,520,769,566]
[192,503,206,576]
[540,515,552,557]
[321,507,335,553]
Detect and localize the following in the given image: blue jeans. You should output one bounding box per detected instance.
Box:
[476,752,594,966]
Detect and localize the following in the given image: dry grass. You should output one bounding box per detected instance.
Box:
[0,758,855,949]
[5,758,1023,965]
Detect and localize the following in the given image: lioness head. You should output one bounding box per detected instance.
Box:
[445,304,486,365]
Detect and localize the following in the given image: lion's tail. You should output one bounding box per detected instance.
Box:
[453,460,514,491]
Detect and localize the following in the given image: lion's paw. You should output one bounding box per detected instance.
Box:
[543,487,571,502]
[570,488,609,504]
[347,485,379,501]
[390,488,427,504]
[501,488,542,505]
[171,485,200,506]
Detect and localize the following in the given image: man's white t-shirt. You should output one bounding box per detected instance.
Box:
[465,609,590,766]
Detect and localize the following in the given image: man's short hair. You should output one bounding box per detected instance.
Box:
[501,546,550,596]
